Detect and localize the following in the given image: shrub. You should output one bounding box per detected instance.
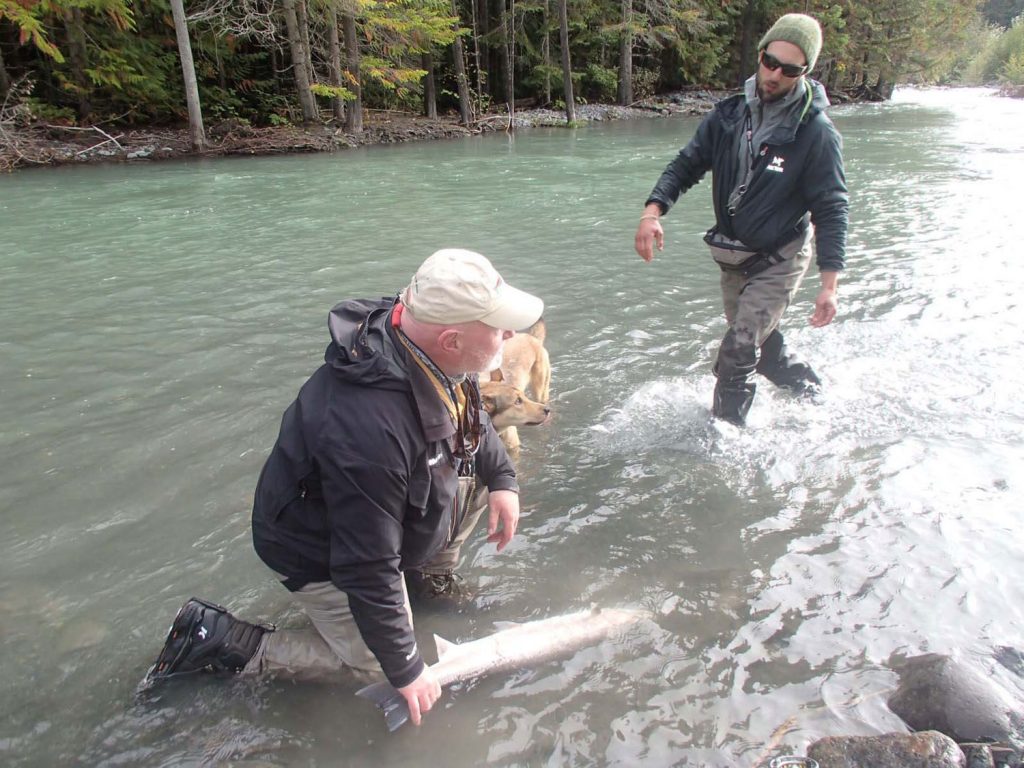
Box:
[1004,49,1024,84]
[582,63,618,103]
[965,14,1024,85]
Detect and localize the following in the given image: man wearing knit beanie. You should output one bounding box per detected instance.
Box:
[760,13,823,75]
[634,12,848,426]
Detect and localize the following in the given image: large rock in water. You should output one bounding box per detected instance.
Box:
[807,731,965,767]
[888,653,1024,753]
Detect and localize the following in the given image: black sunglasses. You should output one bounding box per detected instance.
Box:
[760,50,808,78]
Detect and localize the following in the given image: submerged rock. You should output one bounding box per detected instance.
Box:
[888,654,1024,755]
[807,731,965,767]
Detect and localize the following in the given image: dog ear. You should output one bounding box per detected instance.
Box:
[490,368,504,382]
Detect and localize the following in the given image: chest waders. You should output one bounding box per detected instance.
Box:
[711,87,820,426]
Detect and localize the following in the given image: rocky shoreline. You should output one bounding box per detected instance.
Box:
[4,85,1019,173]
[0,91,727,173]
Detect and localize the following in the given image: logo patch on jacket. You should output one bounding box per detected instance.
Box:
[767,155,785,173]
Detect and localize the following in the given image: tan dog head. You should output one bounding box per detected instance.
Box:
[480,380,551,431]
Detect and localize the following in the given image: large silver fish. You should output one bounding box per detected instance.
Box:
[357,606,647,731]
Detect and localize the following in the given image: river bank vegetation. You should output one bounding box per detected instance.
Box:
[1,0,1022,171]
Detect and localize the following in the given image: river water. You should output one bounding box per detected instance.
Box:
[3,87,1024,767]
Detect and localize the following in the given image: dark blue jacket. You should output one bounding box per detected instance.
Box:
[251,297,518,687]
[646,80,848,271]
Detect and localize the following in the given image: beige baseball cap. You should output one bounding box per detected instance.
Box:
[401,249,543,331]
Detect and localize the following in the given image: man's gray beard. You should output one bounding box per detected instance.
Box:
[486,349,503,373]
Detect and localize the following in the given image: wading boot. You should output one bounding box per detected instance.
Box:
[405,570,472,610]
[146,597,269,681]
[712,381,756,427]
[756,329,822,396]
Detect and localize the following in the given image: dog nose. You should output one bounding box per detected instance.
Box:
[543,406,551,415]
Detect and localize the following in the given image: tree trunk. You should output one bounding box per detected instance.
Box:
[875,74,894,100]
[270,45,281,88]
[498,0,513,111]
[327,4,346,122]
[63,7,91,121]
[737,0,758,87]
[0,42,11,103]
[542,0,551,104]
[558,0,575,123]
[617,0,632,105]
[297,0,314,85]
[282,0,318,123]
[451,0,473,124]
[471,0,486,110]
[215,46,227,91]
[478,0,493,98]
[422,53,438,119]
[169,0,206,151]
[342,11,362,132]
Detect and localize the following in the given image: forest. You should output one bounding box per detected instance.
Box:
[1,0,1022,145]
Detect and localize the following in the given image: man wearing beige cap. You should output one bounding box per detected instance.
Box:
[635,12,848,426]
[145,249,542,726]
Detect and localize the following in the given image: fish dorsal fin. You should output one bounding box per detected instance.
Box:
[434,634,459,660]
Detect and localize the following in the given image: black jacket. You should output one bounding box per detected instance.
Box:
[646,79,848,272]
[251,297,518,687]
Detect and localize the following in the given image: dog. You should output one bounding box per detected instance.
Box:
[478,318,552,455]
[480,380,551,454]
[491,318,550,404]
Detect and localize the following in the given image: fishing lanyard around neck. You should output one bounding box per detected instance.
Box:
[729,110,757,217]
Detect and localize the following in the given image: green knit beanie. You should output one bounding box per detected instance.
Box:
[758,13,823,72]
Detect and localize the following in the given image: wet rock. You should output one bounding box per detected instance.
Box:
[961,743,995,768]
[807,731,965,767]
[994,646,1024,681]
[888,654,1024,755]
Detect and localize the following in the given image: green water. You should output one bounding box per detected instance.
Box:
[2,87,1024,766]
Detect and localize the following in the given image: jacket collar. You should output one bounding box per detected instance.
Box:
[385,304,457,443]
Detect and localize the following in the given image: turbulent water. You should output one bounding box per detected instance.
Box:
[2,87,1023,767]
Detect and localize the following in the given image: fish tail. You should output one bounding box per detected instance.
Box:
[355,681,411,732]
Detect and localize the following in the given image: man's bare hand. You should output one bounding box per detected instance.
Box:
[811,288,838,327]
[486,489,520,551]
[397,667,442,726]
[634,217,664,262]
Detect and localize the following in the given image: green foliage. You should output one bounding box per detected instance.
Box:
[964,15,1024,83]
[1005,48,1024,82]
[2,0,1013,131]
[1,1,64,61]
[581,63,617,102]
[361,0,459,52]
[22,96,76,123]
[310,83,357,101]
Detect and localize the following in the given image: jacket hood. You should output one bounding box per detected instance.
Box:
[325,297,409,389]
